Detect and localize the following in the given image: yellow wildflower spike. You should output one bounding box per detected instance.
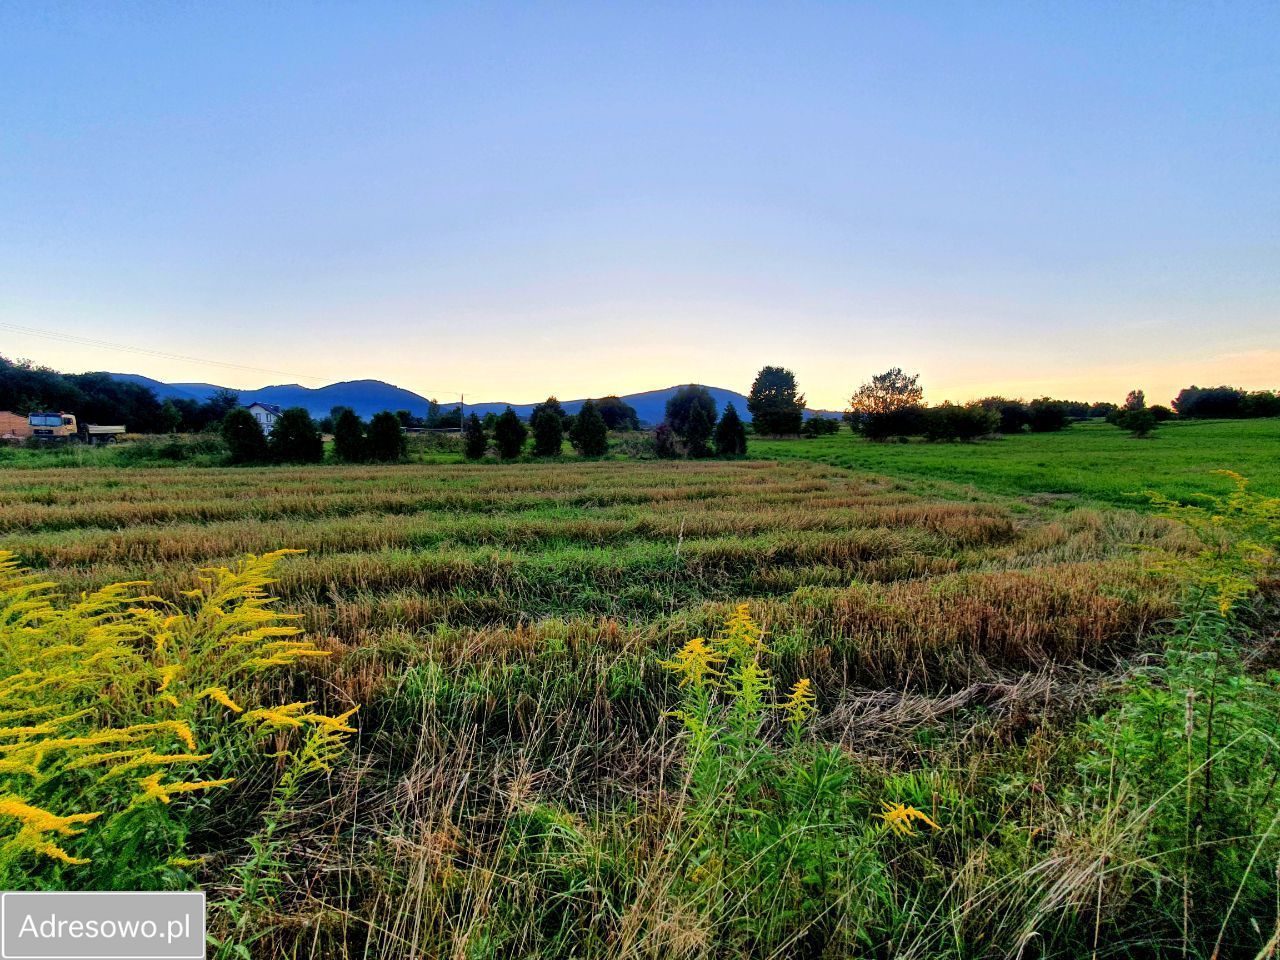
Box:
[0,798,102,835]
[132,772,235,807]
[658,638,725,689]
[779,678,816,726]
[27,835,91,865]
[718,603,765,657]
[196,687,243,713]
[877,800,941,836]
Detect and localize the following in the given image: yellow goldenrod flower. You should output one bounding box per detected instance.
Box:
[718,603,765,658]
[877,800,941,836]
[132,772,234,807]
[196,687,243,713]
[658,638,725,689]
[779,678,816,726]
[0,798,101,835]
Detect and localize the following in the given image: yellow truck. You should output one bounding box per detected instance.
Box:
[26,411,79,441]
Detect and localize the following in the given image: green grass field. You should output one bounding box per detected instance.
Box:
[0,420,1277,958]
[755,418,1280,507]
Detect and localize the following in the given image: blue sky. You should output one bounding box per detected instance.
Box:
[2,1,1277,408]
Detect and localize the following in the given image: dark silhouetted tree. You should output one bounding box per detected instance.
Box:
[333,409,367,463]
[531,404,564,456]
[1114,407,1157,437]
[847,368,925,440]
[714,402,748,455]
[367,411,407,462]
[747,366,805,435]
[494,407,526,459]
[801,416,841,437]
[665,385,717,441]
[570,399,609,456]
[159,400,182,434]
[685,402,713,458]
[921,403,999,442]
[464,413,488,460]
[848,368,923,416]
[270,408,323,463]
[530,396,570,430]
[595,395,640,430]
[974,396,1028,434]
[221,407,269,464]
[1026,398,1069,432]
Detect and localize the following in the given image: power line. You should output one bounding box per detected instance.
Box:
[0,321,464,399]
[1,321,329,382]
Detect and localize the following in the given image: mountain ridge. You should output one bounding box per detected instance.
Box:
[105,373,841,424]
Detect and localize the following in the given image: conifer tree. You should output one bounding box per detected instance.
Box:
[332,409,367,462]
[221,408,269,464]
[366,411,407,462]
[531,404,564,457]
[714,402,748,456]
[269,408,323,463]
[494,407,527,460]
[685,402,713,458]
[570,399,609,456]
[464,412,488,460]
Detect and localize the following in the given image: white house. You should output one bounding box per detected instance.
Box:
[246,402,282,430]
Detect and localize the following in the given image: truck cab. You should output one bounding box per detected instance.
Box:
[28,412,78,440]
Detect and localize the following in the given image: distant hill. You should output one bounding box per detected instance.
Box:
[106,374,842,424]
[108,375,442,420]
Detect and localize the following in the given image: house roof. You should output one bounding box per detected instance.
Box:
[246,402,283,415]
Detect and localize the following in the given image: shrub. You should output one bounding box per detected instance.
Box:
[1149,404,1174,422]
[801,416,840,437]
[221,408,269,464]
[1112,408,1157,437]
[366,411,407,462]
[494,407,526,460]
[653,423,679,458]
[921,402,999,442]
[569,399,608,457]
[269,408,323,463]
[332,409,367,463]
[665,385,717,441]
[747,365,805,435]
[713,402,748,455]
[858,405,925,441]
[1026,397,1069,432]
[974,396,1029,433]
[463,413,488,460]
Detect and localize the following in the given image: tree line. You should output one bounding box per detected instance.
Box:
[222,407,407,465]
